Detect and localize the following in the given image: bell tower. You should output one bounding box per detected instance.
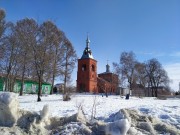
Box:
[77,36,97,93]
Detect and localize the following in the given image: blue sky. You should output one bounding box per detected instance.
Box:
[0,0,180,90]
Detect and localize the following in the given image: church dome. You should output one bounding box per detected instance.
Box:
[81,36,94,59]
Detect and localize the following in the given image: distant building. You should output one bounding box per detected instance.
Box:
[156,86,174,96]
[98,64,119,93]
[76,36,119,93]
[0,75,51,94]
[116,87,130,96]
[131,84,173,97]
[54,83,64,93]
[131,84,146,97]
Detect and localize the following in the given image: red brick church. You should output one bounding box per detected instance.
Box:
[77,36,119,93]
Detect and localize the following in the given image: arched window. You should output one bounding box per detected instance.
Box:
[92,65,95,71]
[82,64,86,71]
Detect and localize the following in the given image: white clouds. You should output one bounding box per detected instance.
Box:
[164,63,180,91]
[137,51,180,58]
[170,52,180,57]
[137,51,166,57]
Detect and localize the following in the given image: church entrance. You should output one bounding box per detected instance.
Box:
[79,83,86,92]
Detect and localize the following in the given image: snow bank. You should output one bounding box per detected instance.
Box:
[103,109,131,135]
[124,109,180,135]
[0,92,19,127]
[0,93,180,135]
[106,119,130,135]
[18,94,180,129]
[40,104,49,121]
[0,92,50,134]
[57,122,92,135]
[0,126,28,135]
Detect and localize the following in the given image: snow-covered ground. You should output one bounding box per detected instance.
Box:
[18,93,180,129]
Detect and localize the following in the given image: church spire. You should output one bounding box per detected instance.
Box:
[106,60,110,72]
[81,35,94,59]
[86,34,90,48]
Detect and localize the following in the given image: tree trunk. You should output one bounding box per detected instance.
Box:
[155,87,158,97]
[37,76,42,102]
[20,53,27,96]
[5,76,9,91]
[155,90,157,97]
[64,56,68,95]
[64,74,67,94]
[151,88,154,97]
[9,76,14,92]
[148,87,150,97]
[129,82,132,95]
[11,77,17,92]
[5,72,11,91]
[50,47,58,95]
[20,64,26,96]
[20,79,24,96]
[9,79,12,92]
[50,74,55,95]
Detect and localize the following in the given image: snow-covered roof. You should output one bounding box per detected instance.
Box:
[81,47,94,59]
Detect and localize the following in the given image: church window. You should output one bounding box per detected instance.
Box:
[92,65,95,71]
[82,64,86,71]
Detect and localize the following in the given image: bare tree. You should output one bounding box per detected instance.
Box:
[0,12,76,100]
[60,39,77,100]
[134,62,151,96]
[0,9,7,68]
[0,9,6,40]
[0,21,23,92]
[43,22,65,95]
[31,21,52,101]
[13,18,37,95]
[31,20,71,101]
[134,62,146,86]
[145,58,170,97]
[113,51,137,94]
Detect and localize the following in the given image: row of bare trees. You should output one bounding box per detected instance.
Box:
[0,9,77,101]
[113,51,170,97]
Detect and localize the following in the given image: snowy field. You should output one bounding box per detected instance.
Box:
[18,93,180,129]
